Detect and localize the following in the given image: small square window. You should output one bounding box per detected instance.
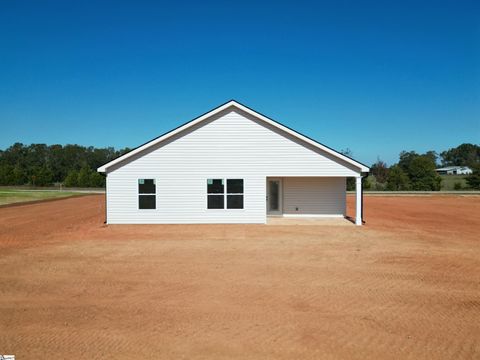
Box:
[227,179,243,194]
[139,195,156,209]
[227,195,243,209]
[139,179,156,194]
[208,195,224,209]
[207,179,224,194]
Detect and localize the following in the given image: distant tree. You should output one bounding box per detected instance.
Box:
[408,156,441,191]
[77,166,92,187]
[64,170,79,187]
[466,166,480,190]
[440,143,480,167]
[370,158,389,183]
[0,143,130,187]
[345,177,370,191]
[453,182,462,190]
[363,177,371,190]
[49,144,66,180]
[386,165,411,190]
[424,150,438,165]
[397,151,441,191]
[340,148,356,190]
[0,164,14,185]
[70,166,105,187]
[89,171,105,187]
[374,181,386,191]
[30,166,54,186]
[12,163,26,185]
[398,151,419,173]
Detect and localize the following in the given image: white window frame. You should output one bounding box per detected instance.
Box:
[207,178,244,210]
[138,178,156,210]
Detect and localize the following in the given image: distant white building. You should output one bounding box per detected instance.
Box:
[435,166,473,175]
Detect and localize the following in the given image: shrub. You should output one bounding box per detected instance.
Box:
[77,166,91,187]
[386,165,411,191]
[64,167,104,187]
[346,177,370,191]
[30,166,54,186]
[363,177,371,190]
[89,171,105,187]
[466,169,480,190]
[64,170,78,187]
[370,159,389,183]
[408,156,442,191]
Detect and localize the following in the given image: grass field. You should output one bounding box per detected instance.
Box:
[0,195,479,359]
[440,174,469,190]
[0,189,82,205]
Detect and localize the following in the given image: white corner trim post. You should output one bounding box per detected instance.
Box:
[355,176,363,226]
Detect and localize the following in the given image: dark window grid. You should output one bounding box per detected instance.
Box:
[207,194,224,209]
[226,179,243,194]
[207,179,224,194]
[207,193,244,209]
[139,179,156,194]
[227,194,243,209]
[139,179,156,209]
[207,179,244,209]
[139,194,156,209]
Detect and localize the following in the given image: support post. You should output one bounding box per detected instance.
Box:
[355,176,362,226]
[104,173,108,224]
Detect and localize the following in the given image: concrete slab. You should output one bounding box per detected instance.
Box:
[266,216,352,226]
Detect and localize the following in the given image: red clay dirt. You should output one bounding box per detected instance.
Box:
[0,195,479,359]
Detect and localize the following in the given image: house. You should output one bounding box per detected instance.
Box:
[435,166,473,175]
[98,100,369,225]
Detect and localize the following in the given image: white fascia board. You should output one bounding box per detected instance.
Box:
[97,100,369,173]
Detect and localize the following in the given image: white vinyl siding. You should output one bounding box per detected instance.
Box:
[105,108,359,224]
[283,177,346,216]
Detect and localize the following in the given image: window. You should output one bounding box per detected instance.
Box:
[138,179,156,209]
[207,179,224,209]
[227,179,243,209]
[207,178,243,209]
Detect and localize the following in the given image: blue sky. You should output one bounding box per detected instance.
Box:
[0,0,478,166]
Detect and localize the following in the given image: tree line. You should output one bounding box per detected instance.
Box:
[0,143,130,187]
[367,143,480,191]
[0,142,478,189]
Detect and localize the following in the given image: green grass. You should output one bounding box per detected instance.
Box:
[0,190,81,206]
[440,175,468,191]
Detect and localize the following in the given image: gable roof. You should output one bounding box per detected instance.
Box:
[97,100,370,173]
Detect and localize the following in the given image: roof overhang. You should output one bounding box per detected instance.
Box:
[98,100,370,173]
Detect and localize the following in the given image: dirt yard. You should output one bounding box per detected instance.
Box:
[0,195,479,359]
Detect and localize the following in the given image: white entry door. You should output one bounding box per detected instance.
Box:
[267,178,283,215]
